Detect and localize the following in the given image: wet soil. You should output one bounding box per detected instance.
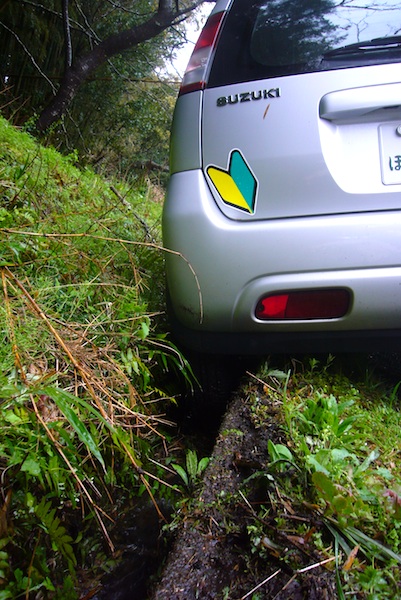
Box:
[78,352,401,599]
[83,499,172,600]
[150,387,337,600]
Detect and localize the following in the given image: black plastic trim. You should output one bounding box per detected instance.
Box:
[168,312,401,356]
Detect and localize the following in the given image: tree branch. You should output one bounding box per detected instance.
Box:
[0,19,57,94]
[62,0,72,69]
[35,0,209,132]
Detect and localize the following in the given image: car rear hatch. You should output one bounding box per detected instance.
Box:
[198,0,401,221]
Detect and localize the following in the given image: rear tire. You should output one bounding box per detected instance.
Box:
[182,351,251,423]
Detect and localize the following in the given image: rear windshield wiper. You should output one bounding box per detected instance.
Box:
[323,35,401,58]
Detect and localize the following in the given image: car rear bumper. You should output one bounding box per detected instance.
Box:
[167,304,401,354]
[163,170,401,353]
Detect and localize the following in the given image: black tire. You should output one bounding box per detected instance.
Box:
[182,351,250,422]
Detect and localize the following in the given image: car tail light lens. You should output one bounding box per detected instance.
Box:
[255,289,350,320]
[179,11,225,95]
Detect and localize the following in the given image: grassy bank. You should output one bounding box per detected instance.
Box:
[0,117,186,598]
[242,357,401,598]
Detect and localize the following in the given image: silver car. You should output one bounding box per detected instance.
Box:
[163,0,401,355]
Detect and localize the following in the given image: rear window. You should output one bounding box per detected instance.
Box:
[208,0,401,87]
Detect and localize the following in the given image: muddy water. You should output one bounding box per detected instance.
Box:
[84,377,235,600]
[87,499,172,600]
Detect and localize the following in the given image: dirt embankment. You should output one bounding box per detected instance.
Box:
[151,387,337,600]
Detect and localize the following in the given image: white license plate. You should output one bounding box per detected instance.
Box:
[379,123,401,185]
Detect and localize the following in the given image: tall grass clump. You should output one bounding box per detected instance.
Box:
[0,117,183,598]
[245,358,401,598]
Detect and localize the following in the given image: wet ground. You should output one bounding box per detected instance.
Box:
[79,352,401,600]
[82,499,172,600]
[151,388,337,599]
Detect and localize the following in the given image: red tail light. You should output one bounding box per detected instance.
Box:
[179,11,225,95]
[255,289,351,320]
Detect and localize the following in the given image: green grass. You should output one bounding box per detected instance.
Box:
[245,356,401,598]
[0,116,188,598]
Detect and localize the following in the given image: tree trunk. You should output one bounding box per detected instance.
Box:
[36,2,190,132]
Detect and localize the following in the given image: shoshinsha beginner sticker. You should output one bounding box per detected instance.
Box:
[207,150,258,214]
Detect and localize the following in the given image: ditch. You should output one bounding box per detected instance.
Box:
[80,352,401,600]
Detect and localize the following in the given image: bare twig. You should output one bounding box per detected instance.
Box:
[246,370,282,394]
[280,556,336,594]
[239,569,282,600]
[110,184,156,242]
[2,267,169,520]
[0,20,57,94]
[1,269,26,381]
[297,556,336,574]
[62,0,73,69]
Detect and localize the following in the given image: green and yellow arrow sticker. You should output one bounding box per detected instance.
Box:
[207,150,258,214]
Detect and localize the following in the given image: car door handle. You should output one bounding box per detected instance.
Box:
[319,82,401,121]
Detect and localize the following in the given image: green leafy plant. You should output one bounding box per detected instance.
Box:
[0,116,194,597]
[34,497,76,571]
[296,392,358,439]
[267,439,297,473]
[245,357,401,599]
[172,449,210,492]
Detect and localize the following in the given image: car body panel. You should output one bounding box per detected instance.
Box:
[202,66,401,221]
[163,0,401,354]
[170,92,202,173]
[164,170,401,331]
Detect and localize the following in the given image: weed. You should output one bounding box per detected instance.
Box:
[267,440,297,473]
[0,116,190,596]
[244,357,401,598]
[172,449,210,493]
